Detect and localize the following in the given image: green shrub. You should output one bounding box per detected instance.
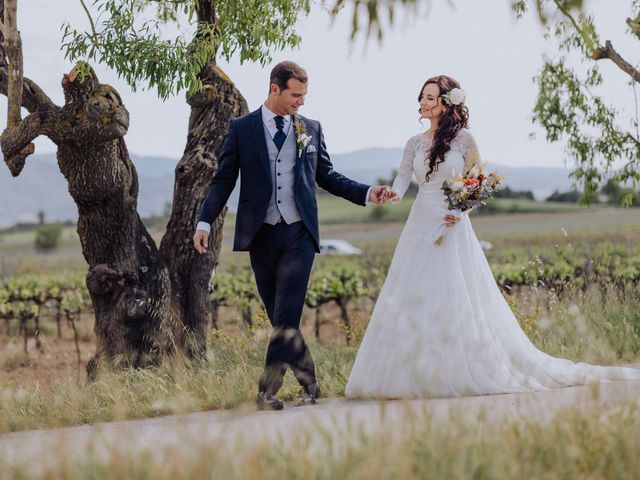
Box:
[34,224,63,252]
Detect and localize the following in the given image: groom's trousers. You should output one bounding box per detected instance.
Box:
[249,220,317,395]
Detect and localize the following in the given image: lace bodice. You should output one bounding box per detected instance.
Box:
[391,128,481,200]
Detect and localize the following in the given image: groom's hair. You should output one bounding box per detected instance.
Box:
[270,61,308,92]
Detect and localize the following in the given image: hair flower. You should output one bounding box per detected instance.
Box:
[442,87,466,106]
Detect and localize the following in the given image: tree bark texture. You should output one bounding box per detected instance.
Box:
[1,0,33,175]
[59,69,174,377]
[1,60,174,377]
[159,62,248,360]
[1,0,248,372]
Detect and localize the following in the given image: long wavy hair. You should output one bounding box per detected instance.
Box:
[419,75,469,182]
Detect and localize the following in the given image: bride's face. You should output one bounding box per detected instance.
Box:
[419,83,444,121]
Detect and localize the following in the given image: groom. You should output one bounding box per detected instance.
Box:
[194,61,388,410]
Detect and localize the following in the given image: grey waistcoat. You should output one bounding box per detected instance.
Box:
[263,123,302,225]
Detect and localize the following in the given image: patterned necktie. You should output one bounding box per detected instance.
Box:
[273,115,286,151]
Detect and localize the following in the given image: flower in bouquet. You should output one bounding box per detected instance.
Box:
[434,160,503,245]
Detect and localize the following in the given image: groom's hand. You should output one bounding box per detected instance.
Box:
[193,230,209,254]
[369,185,391,205]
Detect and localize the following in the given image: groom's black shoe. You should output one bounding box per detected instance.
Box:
[256,392,284,411]
[297,383,320,406]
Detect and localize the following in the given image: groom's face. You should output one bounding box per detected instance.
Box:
[270,78,307,115]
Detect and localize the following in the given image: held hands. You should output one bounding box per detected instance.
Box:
[369,185,399,205]
[193,230,209,254]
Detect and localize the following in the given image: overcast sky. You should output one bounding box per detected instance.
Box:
[1,0,635,169]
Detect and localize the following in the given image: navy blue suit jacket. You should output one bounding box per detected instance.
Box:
[198,108,371,252]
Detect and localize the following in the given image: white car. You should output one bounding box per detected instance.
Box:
[319,239,362,255]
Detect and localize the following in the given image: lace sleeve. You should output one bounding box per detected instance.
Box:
[391,136,417,202]
[461,130,481,169]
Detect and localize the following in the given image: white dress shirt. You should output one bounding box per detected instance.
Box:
[261,103,292,139]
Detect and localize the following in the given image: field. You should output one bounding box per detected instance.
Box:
[1,197,640,476]
[3,195,638,271]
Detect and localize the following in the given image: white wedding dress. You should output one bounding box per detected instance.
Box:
[345,129,640,399]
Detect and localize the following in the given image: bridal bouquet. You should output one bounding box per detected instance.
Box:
[432,162,503,245]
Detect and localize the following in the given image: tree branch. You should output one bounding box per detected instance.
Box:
[0,1,6,68]
[553,2,640,83]
[0,68,58,113]
[0,102,61,177]
[3,0,22,129]
[554,0,584,41]
[553,0,604,58]
[0,110,54,176]
[1,0,32,176]
[197,0,216,25]
[0,0,4,41]
[592,40,640,83]
[627,133,640,149]
[627,17,640,40]
[0,0,59,177]
[79,0,100,48]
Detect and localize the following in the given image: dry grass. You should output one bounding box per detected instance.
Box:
[2,399,640,479]
[0,321,357,433]
[0,282,638,435]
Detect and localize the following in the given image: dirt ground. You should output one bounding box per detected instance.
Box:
[1,301,373,387]
[0,319,94,388]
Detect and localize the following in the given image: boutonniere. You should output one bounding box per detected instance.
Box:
[293,119,312,158]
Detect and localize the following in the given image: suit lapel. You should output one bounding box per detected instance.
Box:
[251,108,272,186]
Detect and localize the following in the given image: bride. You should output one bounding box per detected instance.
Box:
[345,75,640,399]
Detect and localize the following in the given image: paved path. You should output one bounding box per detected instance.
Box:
[1,377,640,475]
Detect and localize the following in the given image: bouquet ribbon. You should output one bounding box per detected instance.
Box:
[429,208,463,246]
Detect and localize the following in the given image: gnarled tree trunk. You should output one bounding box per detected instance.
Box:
[158,1,248,360]
[159,62,247,360]
[1,0,247,371]
[1,55,174,377]
[58,69,173,375]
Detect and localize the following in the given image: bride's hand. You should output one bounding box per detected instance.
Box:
[443,214,461,227]
[385,188,399,204]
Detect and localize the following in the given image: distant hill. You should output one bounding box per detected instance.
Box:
[329,147,572,201]
[0,150,572,228]
[0,153,175,228]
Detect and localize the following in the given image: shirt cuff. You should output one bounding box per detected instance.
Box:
[196,221,211,234]
[365,186,373,206]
